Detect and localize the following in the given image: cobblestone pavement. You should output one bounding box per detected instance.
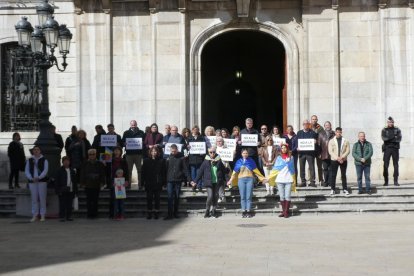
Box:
[0,213,413,275]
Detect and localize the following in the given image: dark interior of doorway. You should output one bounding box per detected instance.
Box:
[201,30,286,132]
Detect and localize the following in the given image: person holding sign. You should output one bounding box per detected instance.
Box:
[101,124,122,189]
[163,126,185,158]
[296,120,318,187]
[122,120,146,190]
[113,169,127,221]
[240,118,261,170]
[164,144,190,220]
[109,147,129,219]
[216,137,232,202]
[261,136,279,196]
[267,144,297,218]
[328,127,350,195]
[192,146,228,218]
[188,126,206,193]
[142,147,166,220]
[227,149,266,218]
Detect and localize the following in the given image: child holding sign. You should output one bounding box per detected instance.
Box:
[113,169,127,221]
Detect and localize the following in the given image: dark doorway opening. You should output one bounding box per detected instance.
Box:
[201,30,286,132]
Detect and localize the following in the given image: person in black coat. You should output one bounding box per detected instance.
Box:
[192,146,228,218]
[55,156,78,221]
[164,144,191,220]
[188,126,206,193]
[142,147,166,220]
[64,125,78,159]
[7,132,26,189]
[52,125,64,154]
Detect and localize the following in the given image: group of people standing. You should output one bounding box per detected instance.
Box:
[7,115,402,222]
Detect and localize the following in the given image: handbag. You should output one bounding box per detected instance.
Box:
[73,196,79,211]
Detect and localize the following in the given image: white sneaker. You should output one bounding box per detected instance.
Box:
[218,198,223,203]
[330,190,335,195]
[343,190,350,195]
[40,216,46,222]
[30,216,37,223]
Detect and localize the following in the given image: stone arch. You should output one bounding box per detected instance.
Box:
[188,21,300,129]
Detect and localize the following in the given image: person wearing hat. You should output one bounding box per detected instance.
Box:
[381,116,402,186]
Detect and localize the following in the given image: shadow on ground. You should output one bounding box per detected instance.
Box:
[0,218,182,274]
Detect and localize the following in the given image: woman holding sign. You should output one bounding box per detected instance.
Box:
[188,126,206,193]
[267,144,297,218]
[227,149,266,218]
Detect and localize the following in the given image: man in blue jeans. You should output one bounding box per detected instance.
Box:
[352,132,374,194]
[164,144,190,220]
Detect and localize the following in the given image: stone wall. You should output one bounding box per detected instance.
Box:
[0,0,413,181]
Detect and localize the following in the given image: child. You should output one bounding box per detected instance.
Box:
[113,168,127,220]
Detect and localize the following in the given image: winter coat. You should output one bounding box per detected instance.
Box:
[55,166,78,195]
[142,157,166,191]
[193,155,228,188]
[166,153,190,183]
[318,129,335,160]
[352,140,374,166]
[188,135,206,165]
[122,127,146,155]
[8,141,26,171]
[80,160,106,189]
[68,138,92,169]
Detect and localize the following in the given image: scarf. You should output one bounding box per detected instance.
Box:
[205,154,221,166]
[233,157,257,173]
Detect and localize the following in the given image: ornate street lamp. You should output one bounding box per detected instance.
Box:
[14,0,73,178]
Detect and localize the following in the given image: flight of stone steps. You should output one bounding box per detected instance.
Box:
[2,184,414,218]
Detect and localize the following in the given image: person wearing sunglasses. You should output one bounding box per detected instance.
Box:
[192,146,228,218]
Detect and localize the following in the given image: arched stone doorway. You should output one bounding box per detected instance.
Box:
[200,30,286,130]
[189,23,300,132]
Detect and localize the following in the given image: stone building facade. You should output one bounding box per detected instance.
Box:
[0,0,413,181]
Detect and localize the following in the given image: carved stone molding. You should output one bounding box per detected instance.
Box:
[149,0,158,13]
[74,0,82,15]
[102,0,112,14]
[332,0,338,10]
[236,0,251,18]
[409,0,414,9]
[178,0,186,13]
[378,0,387,9]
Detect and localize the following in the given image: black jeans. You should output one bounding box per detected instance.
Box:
[59,192,75,219]
[315,157,323,183]
[299,154,315,184]
[85,188,100,218]
[206,184,219,211]
[322,159,331,185]
[8,167,20,187]
[330,161,348,190]
[146,189,161,211]
[383,147,399,182]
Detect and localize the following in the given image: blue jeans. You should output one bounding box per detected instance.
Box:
[190,164,202,189]
[238,177,254,211]
[167,182,181,215]
[277,182,292,201]
[355,164,371,192]
[115,199,124,216]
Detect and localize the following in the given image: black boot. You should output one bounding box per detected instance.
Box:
[383,177,389,186]
[147,211,153,220]
[153,211,159,220]
[394,178,399,186]
[211,209,217,218]
[204,209,210,218]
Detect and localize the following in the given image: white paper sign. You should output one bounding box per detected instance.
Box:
[298,139,315,151]
[241,134,258,146]
[126,138,143,150]
[217,148,234,162]
[114,177,126,199]
[205,136,217,148]
[189,142,206,154]
[164,143,183,155]
[224,138,236,150]
[101,135,117,147]
[273,138,286,146]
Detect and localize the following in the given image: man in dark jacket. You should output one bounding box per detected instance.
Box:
[164,144,190,220]
[297,119,318,187]
[318,121,335,187]
[381,116,402,186]
[52,125,64,155]
[91,125,107,157]
[64,126,78,158]
[239,118,261,167]
[55,156,78,221]
[122,120,145,189]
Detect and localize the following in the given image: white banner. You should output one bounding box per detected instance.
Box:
[224,138,237,150]
[298,139,315,151]
[217,148,234,162]
[241,134,258,146]
[164,143,183,155]
[125,138,143,150]
[189,142,206,154]
[273,138,286,146]
[205,136,217,148]
[114,177,126,199]
[101,135,117,147]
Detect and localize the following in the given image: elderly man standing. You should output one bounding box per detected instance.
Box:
[318,121,335,187]
[122,120,145,189]
[328,127,350,195]
[381,116,402,186]
[163,125,185,158]
[296,119,318,187]
[352,132,373,194]
[239,118,261,168]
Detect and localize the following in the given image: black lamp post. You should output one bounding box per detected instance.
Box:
[14,0,73,178]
